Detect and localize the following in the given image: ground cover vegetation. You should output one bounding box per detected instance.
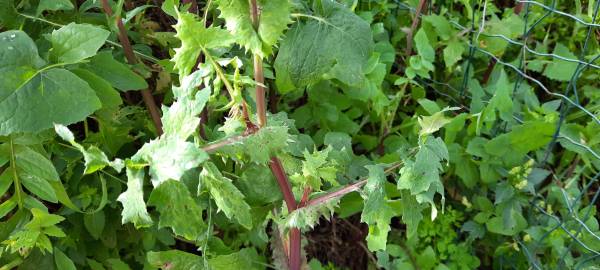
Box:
[0,0,599,269]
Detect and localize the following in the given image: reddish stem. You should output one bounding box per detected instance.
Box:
[305,162,403,207]
[269,157,297,212]
[405,0,428,56]
[100,0,163,135]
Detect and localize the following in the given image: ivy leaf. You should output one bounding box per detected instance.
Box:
[117,167,153,228]
[274,0,373,92]
[215,0,291,57]
[0,31,101,135]
[37,0,74,16]
[148,180,206,241]
[173,11,235,77]
[84,51,148,91]
[200,162,253,229]
[361,165,394,251]
[50,23,110,64]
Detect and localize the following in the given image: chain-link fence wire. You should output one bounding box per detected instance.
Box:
[391,0,600,268]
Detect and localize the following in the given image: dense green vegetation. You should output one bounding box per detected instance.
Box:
[1,0,599,269]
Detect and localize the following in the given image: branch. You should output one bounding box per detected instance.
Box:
[304,162,403,208]
[100,0,163,135]
[405,0,428,56]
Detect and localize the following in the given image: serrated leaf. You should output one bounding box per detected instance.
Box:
[200,162,252,229]
[148,180,206,240]
[117,167,153,228]
[284,200,337,230]
[274,0,373,92]
[217,125,290,164]
[361,165,394,251]
[135,138,208,186]
[50,23,110,63]
[84,51,148,91]
[215,0,291,57]
[173,11,235,77]
[37,0,74,16]
[483,69,513,122]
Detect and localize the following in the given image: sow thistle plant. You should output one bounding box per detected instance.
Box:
[2,0,599,269]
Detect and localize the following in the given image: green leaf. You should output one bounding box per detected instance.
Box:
[147,250,204,270]
[215,0,291,57]
[135,138,208,186]
[71,68,122,110]
[54,124,124,174]
[14,145,60,183]
[274,0,373,92]
[414,29,434,63]
[37,0,74,16]
[84,51,148,91]
[106,258,132,270]
[117,167,153,228]
[290,147,338,190]
[361,165,394,251]
[20,172,58,203]
[443,39,464,67]
[173,11,235,77]
[162,75,211,139]
[200,162,253,229]
[418,107,460,137]
[148,180,206,240]
[208,248,261,270]
[543,43,578,81]
[217,125,290,164]
[83,211,105,240]
[50,23,110,63]
[483,69,513,122]
[423,15,453,40]
[0,0,21,29]
[54,248,76,270]
[0,68,101,136]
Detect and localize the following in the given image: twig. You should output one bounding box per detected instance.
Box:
[405,0,428,56]
[100,0,163,135]
[304,162,403,208]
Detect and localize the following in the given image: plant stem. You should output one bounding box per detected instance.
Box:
[248,1,301,269]
[405,0,428,56]
[304,162,403,207]
[9,138,23,209]
[100,0,163,135]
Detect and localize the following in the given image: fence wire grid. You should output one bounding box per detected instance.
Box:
[388,0,600,269]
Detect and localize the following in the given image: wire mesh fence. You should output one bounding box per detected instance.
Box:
[391,0,600,268]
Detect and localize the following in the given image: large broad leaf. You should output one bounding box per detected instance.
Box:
[215,0,291,57]
[50,23,110,63]
[84,51,148,91]
[173,11,235,77]
[274,0,373,92]
[0,68,101,135]
[148,180,206,241]
[200,162,253,229]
